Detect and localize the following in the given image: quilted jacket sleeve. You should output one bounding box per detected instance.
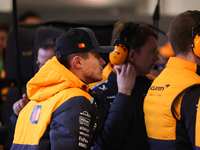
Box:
[93,93,134,150]
[49,96,98,150]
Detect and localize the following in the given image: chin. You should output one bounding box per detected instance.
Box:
[88,77,102,85]
[96,78,102,82]
[94,76,102,82]
[145,68,151,75]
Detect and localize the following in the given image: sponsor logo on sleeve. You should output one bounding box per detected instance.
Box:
[30,105,42,124]
[78,111,91,148]
[79,141,87,149]
[79,116,90,127]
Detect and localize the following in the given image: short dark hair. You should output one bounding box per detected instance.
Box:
[168,11,200,56]
[39,38,55,51]
[0,23,9,33]
[54,46,89,69]
[19,11,40,22]
[111,21,158,54]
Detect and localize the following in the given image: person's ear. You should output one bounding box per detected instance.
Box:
[72,56,82,68]
[128,49,135,63]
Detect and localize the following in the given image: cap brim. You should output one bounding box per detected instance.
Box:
[90,46,114,54]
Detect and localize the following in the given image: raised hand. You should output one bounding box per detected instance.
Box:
[114,62,136,96]
[13,93,29,116]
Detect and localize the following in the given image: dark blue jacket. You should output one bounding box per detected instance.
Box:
[91,72,152,150]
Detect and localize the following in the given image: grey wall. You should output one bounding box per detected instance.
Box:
[0,0,175,47]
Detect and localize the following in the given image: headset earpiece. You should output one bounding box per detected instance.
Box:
[192,34,200,57]
[109,44,128,65]
[109,22,139,65]
[187,10,200,57]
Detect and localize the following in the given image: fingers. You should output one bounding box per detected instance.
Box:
[13,94,30,116]
[126,62,135,74]
[13,100,23,116]
[13,93,30,116]
[116,62,136,96]
[118,63,134,76]
[19,99,26,108]
[114,63,135,77]
[114,64,127,76]
[22,94,29,104]
[120,63,127,75]
[22,93,27,99]
[114,65,121,75]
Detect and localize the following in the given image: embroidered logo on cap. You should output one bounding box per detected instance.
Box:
[30,105,42,124]
[78,43,85,48]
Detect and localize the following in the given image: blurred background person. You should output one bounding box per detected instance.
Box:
[0,23,9,118]
[149,52,166,77]
[0,23,9,150]
[0,23,9,71]
[149,41,174,77]
[11,38,55,118]
[158,41,174,63]
[3,38,55,150]
[18,11,41,24]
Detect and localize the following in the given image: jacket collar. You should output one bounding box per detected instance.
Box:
[167,57,200,76]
